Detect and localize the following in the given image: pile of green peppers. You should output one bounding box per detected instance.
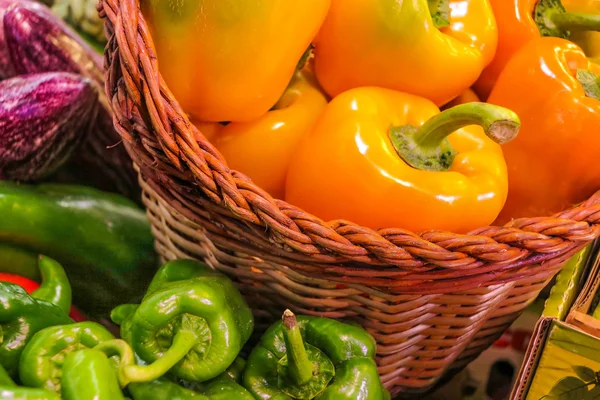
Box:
[1,253,391,399]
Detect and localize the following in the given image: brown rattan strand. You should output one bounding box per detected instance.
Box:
[140,177,578,396]
[99,0,600,395]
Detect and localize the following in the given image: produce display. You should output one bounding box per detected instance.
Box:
[0,258,390,399]
[1,0,600,398]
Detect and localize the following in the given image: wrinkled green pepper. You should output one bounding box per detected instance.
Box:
[111,259,254,382]
[128,357,254,400]
[0,364,15,387]
[244,310,390,400]
[61,348,126,400]
[19,322,115,392]
[0,181,159,315]
[0,282,73,378]
[0,386,60,400]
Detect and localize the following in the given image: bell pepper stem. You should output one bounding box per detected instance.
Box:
[123,330,198,383]
[94,339,136,388]
[390,102,520,172]
[30,255,72,314]
[414,102,520,148]
[535,0,600,37]
[282,309,314,385]
[551,12,600,31]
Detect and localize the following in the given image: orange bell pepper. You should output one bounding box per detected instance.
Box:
[285,88,520,233]
[442,88,482,109]
[564,0,600,63]
[313,0,498,107]
[210,68,328,199]
[488,37,600,224]
[141,0,331,123]
[474,0,600,100]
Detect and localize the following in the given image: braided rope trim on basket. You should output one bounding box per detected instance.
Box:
[98,0,600,271]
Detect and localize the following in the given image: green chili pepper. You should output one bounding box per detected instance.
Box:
[19,322,115,392]
[61,348,126,400]
[30,256,72,315]
[111,259,254,383]
[0,386,60,400]
[0,181,158,316]
[0,282,73,378]
[243,310,390,400]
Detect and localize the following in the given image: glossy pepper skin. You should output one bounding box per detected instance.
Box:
[128,357,254,400]
[19,322,115,392]
[0,387,60,400]
[61,349,126,400]
[0,270,86,322]
[475,0,600,99]
[244,310,390,400]
[0,254,85,321]
[313,0,498,107]
[111,259,254,382]
[488,37,600,223]
[141,0,331,123]
[0,282,73,377]
[285,88,520,233]
[212,67,329,199]
[563,0,600,62]
[0,182,158,315]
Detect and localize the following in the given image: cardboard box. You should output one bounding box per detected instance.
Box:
[511,241,600,399]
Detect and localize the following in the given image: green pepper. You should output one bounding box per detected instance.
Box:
[243,310,390,400]
[128,358,254,400]
[0,386,60,400]
[111,259,254,382]
[19,322,115,392]
[0,364,15,387]
[30,256,72,315]
[0,181,158,316]
[61,348,126,400]
[0,282,73,378]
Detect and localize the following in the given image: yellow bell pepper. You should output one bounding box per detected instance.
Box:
[313,0,498,106]
[209,68,328,199]
[285,88,521,233]
[141,0,331,123]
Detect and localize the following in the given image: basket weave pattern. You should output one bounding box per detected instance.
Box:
[99,0,600,395]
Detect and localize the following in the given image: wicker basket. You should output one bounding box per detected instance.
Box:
[98,0,600,396]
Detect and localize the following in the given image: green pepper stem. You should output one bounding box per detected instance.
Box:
[123,331,198,383]
[551,12,600,31]
[94,339,136,388]
[390,102,520,172]
[281,309,314,386]
[414,102,520,148]
[30,255,72,314]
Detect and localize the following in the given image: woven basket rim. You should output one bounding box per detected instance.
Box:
[98,0,600,276]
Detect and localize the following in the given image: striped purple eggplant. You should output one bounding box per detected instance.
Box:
[0,0,101,79]
[4,5,140,201]
[0,72,98,181]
